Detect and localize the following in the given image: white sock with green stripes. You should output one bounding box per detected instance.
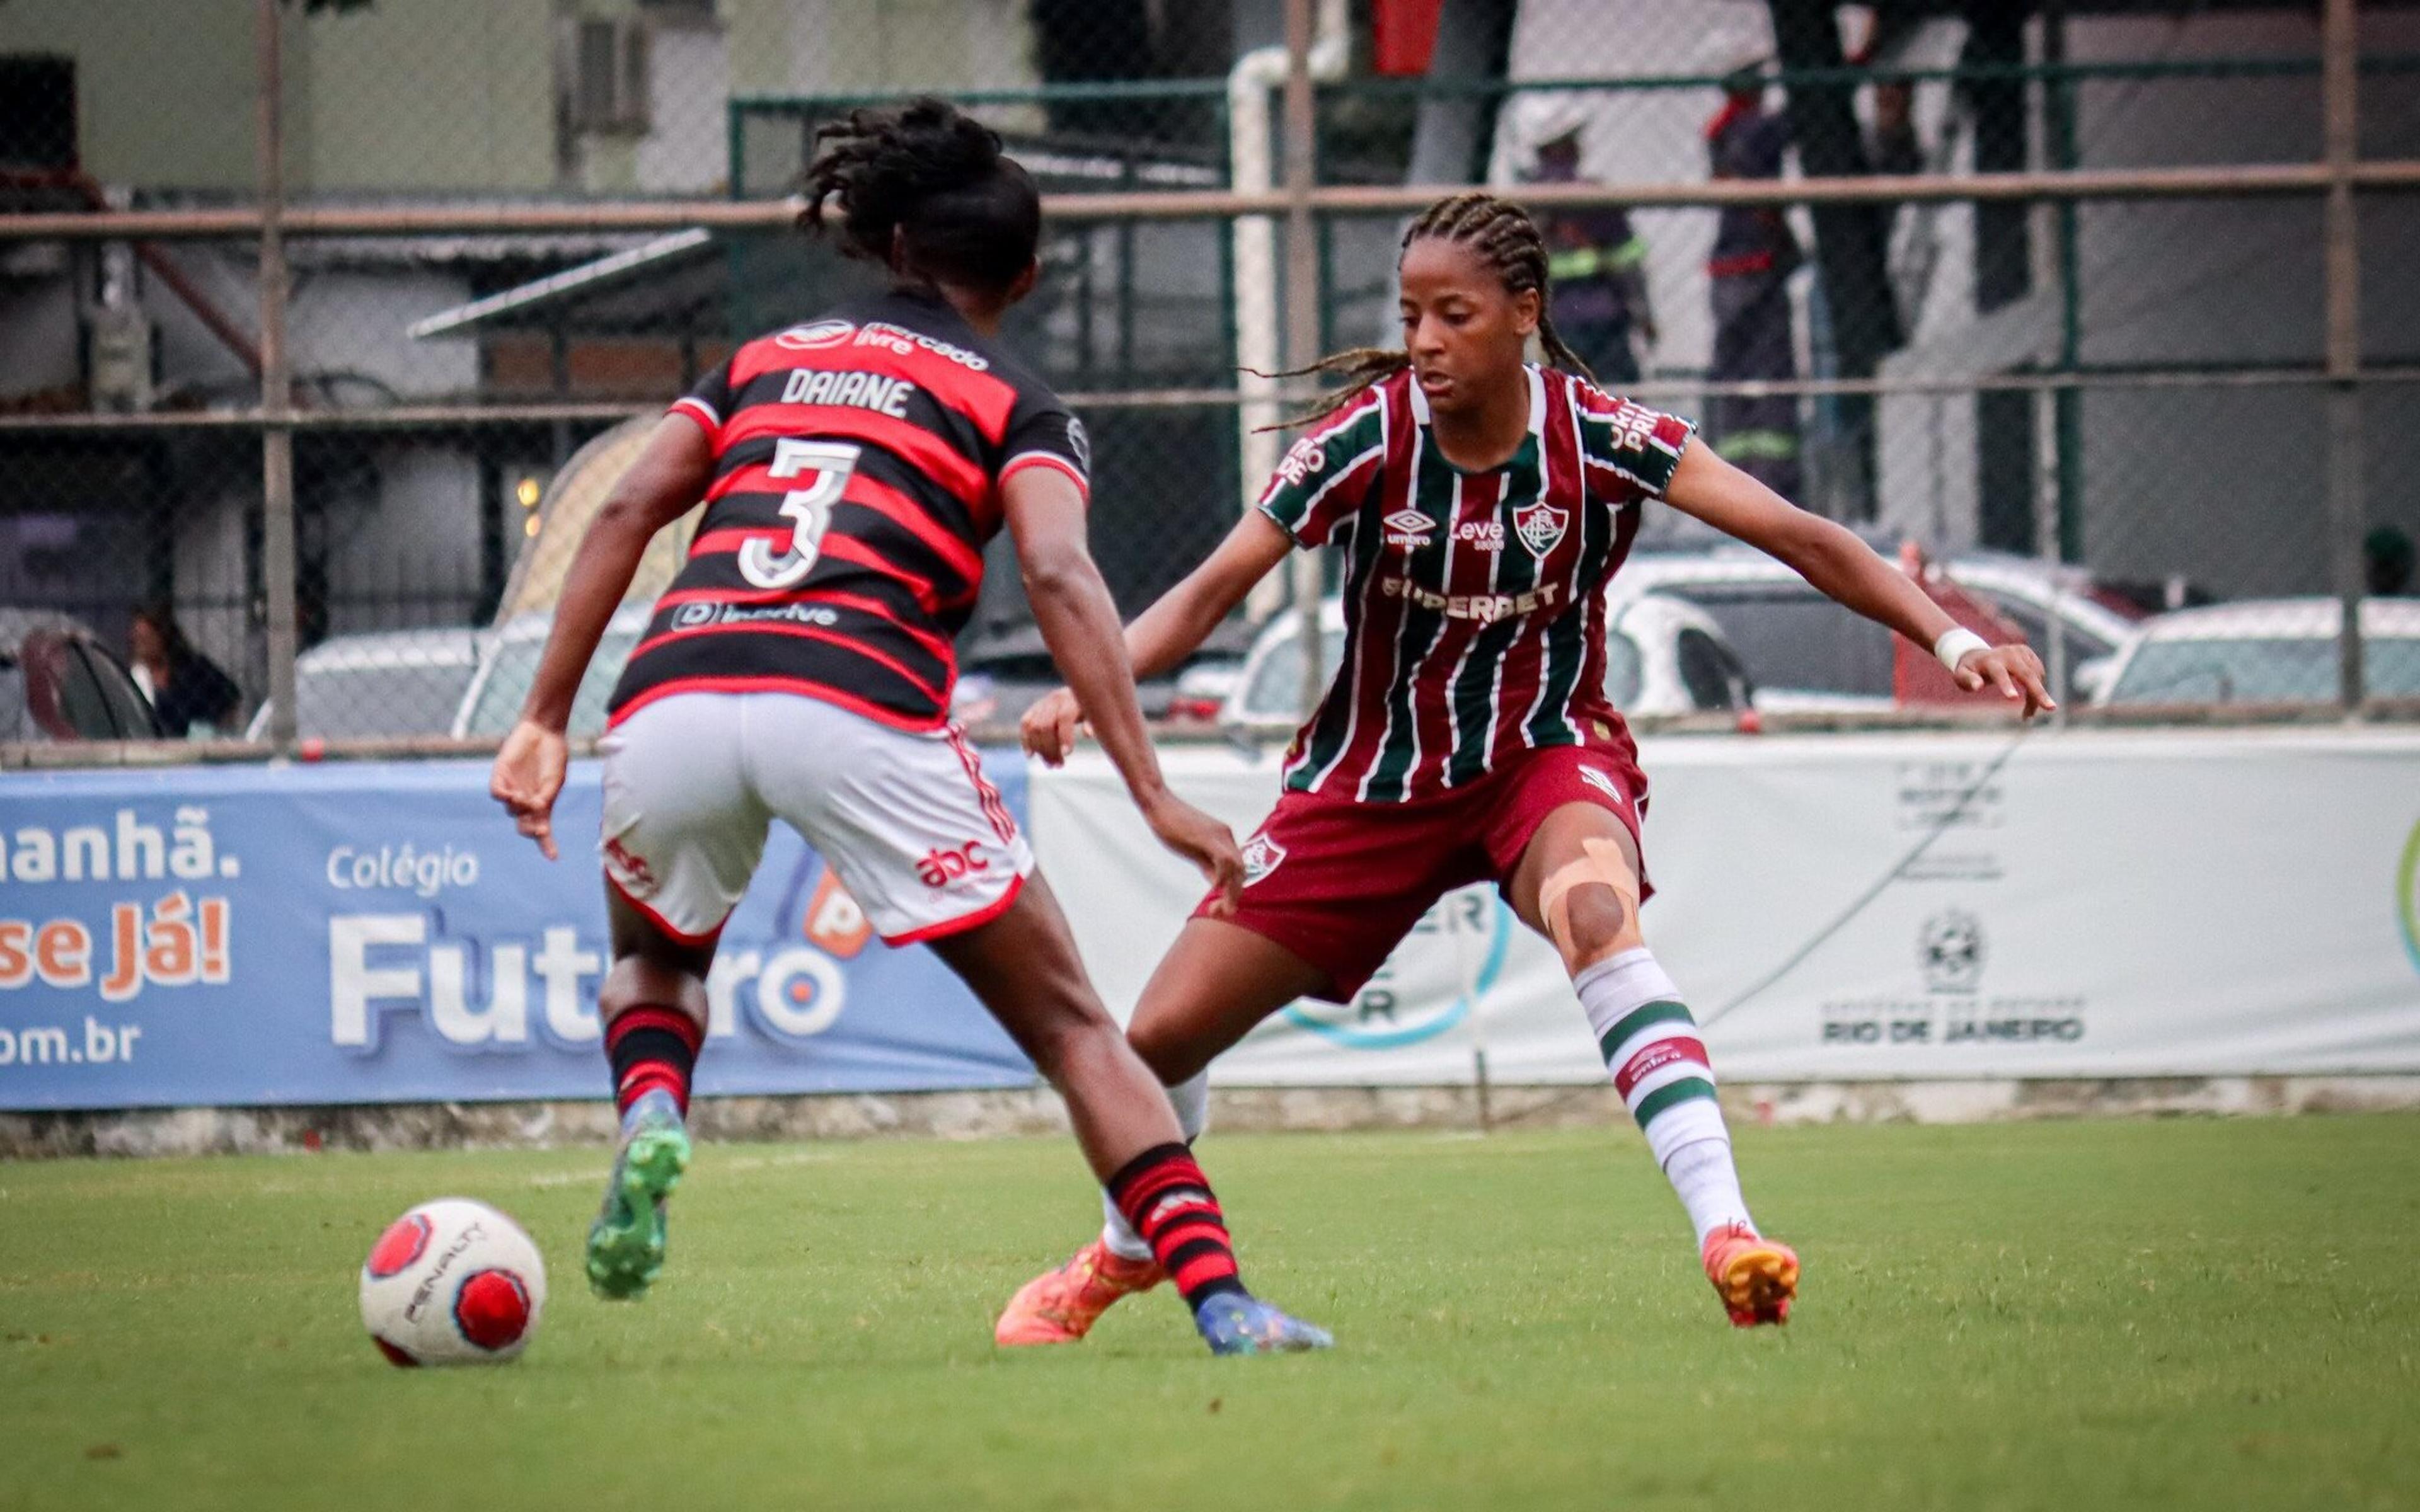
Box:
[1574,948,1755,1247]
[1099,1071,1211,1263]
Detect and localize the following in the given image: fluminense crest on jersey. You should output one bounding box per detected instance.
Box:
[1512,499,1569,558]
[1241,832,1288,886]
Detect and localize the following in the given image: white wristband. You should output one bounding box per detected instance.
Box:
[1933,627,1991,674]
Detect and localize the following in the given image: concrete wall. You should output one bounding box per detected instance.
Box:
[292,0,560,193]
[0,0,261,190]
[0,0,1041,196]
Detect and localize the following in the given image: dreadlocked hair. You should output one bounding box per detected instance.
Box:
[1267,190,1596,432]
[798,97,1040,295]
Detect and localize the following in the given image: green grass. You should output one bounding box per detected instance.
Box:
[3,1116,2418,1511]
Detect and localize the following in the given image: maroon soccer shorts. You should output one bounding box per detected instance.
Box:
[1193,733,1650,1003]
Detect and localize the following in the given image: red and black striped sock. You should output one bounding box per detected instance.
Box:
[605,1006,702,1117]
[1107,1142,1248,1310]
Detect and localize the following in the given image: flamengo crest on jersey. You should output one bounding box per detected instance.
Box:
[610,289,1090,733]
[1255,365,1695,803]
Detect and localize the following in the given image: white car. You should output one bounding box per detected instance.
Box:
[246,626,490,742]
[453,604,655,739]
[2094,598,2420,706]
[1220,591,1753,733]
[1608,547,2140,709]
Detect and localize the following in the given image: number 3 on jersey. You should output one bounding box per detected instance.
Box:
[738,438,861,590]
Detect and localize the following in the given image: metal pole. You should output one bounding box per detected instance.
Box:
[257,0,299,748]
[1283,0,1325,723]
[11,162,2420,241]
[2324,0,2365,713]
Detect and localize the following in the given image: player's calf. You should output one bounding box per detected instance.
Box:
[1574,949,1801,1325]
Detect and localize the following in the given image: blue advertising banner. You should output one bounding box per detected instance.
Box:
[0,760,1039,1111]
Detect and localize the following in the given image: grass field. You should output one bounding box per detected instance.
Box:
[3,1116,2417,1511]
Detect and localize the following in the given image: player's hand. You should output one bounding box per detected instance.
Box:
[490,719,569,861]
[1954,643,2057,719]
[1142,790,1244,917]
[1020,686,1086,766]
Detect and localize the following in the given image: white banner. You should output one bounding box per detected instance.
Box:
[1029,729,2420,1084]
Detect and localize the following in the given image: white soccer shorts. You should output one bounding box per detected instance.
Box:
[597,692,1033,947]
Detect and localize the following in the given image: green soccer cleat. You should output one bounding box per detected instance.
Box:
[585,1089,691,1301]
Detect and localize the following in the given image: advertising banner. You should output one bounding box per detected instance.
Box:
[0,761,1034,1111]
[1034,730,2420,1084]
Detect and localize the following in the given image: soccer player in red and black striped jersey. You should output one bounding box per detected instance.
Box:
[996,192,2053,1343]
[487,100,1327,1355]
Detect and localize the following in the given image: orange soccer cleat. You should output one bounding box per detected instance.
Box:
[994,1238,1166,1346]
[1702,1222,1799,1327]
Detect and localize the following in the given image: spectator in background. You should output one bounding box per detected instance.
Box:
[2366,527,2415,597]
[129,602,241,738]
[1521,113,1657,387]
[1705,62,1803,500]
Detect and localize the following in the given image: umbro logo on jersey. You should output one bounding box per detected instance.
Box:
[778,319,855,350]
[1578,766,1627,806]
[1512,500,1569,558]
[1241,833,1287,886]
[1383,508,1439,548]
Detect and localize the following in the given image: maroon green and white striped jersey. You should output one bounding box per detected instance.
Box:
[1259,365,1694,801]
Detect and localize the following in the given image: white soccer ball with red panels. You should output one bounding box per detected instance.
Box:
[359,1198,547,1366]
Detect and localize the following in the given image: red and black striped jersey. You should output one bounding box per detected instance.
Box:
[1260,365,1694,802]
[608,287,1091,731]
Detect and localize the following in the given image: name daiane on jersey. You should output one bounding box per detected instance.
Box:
[780,367,917,418]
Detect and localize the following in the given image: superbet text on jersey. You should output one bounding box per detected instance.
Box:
[1257,366,1693,803]
[609,289,1091,733]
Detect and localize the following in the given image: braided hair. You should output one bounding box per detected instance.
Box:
[798,97,1041,297]
[1272,190,1595,431]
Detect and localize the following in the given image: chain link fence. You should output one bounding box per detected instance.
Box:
[2,0,2415,760]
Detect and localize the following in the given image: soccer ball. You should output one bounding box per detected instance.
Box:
[359,1197,548,1366]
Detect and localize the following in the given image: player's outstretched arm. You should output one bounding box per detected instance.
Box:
[1003,466,1245,911]
[1021,511,1293,764]
[490,415,713,859]
[1658,438,2054,717]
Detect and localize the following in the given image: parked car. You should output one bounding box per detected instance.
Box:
[2094,598,2420,706]
[1220,591,1754,734]
[948,618,1257,729]
[454,605,654,739]
[1608,547,2138,708]
[245,626,490,742]
[0,609,161,743]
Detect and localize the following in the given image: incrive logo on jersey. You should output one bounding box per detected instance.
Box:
[778,319,855,351]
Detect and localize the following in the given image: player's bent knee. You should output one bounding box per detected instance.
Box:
[1537,837,1645,971]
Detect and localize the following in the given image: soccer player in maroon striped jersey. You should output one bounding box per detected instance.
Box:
[488,100,1327,1355]
[996,192,2053,1343]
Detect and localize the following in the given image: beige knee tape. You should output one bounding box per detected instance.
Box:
[1537,837,1644,964]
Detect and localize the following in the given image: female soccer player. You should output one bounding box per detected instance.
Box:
[996,191,2052,1344]
[488,100,1328,1354]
